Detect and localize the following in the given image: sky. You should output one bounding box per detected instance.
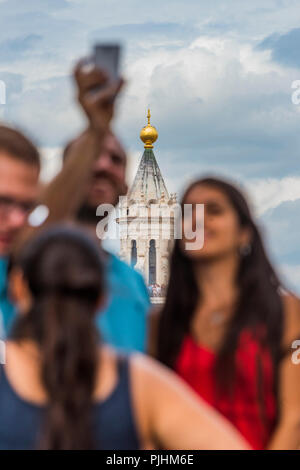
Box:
[0,0,300,290]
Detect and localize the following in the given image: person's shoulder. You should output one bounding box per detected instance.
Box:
[130,352,174,385]
[281,289,300,322]
[129,352,191,401]
[109,253,149,292]
[109,253,139,276]
[280,289,300,348]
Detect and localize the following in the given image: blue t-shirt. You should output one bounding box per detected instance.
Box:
[0,254,150,352]
[0,258,16,339]
[97,253,150,352]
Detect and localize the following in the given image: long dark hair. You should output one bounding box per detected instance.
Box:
[157,177,284,396]
[11,225,105,450]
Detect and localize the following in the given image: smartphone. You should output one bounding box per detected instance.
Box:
[93,44,121,82]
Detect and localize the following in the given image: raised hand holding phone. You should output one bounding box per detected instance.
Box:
[13,45,124,255]
[74,44,123,135]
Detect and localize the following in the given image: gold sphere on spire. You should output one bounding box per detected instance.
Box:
[140,109,158,148]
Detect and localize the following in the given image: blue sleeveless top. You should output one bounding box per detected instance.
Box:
[0,357,140,450]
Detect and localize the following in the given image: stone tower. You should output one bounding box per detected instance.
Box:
[117,110,176,301]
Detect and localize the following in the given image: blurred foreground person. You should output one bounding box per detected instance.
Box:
[18,59,149,352]
[0,225,249,450]
[0,127,40,335]
[151,177,300,450]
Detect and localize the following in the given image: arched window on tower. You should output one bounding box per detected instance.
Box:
[149,239,156,285]
[131,240,137,267]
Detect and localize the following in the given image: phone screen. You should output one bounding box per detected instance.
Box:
[94,44,121,82]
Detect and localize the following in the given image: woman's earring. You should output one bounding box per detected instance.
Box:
[239,244,251,256]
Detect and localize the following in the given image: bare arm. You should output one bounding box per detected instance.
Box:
[267,294,300,450]
[38,129,102,223]
[132,354,250,450]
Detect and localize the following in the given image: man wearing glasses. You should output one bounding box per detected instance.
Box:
[0,126,40,336]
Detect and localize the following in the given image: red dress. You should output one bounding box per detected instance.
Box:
[175,330,277,449]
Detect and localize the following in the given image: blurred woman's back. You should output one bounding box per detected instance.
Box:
[0,226,140,450]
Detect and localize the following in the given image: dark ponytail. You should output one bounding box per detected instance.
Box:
[11,226,104,450]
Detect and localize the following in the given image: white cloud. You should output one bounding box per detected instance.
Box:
[245,176,300,215]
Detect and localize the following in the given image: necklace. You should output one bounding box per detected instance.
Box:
[210,310,227,326]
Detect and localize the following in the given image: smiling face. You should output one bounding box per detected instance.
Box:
[0,153,39,256]
[180,183,251,261]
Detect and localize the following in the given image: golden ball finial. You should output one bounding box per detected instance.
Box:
[140,109,158,148]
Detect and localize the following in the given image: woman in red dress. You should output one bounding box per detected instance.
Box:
[150,177,300,449]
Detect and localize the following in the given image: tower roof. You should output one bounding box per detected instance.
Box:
[129,110,169,203]
[128,147,169,203]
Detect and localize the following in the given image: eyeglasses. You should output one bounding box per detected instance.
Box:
[0,195,35,217]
